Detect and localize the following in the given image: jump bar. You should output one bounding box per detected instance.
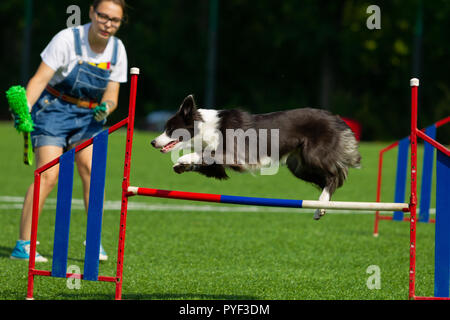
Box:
[127,187,410,212]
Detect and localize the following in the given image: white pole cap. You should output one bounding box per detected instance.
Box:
[410,78,419,87]
[130,67,140,75]
[127,186,139,195]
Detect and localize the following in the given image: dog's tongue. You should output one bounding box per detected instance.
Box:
[161,140,178,153]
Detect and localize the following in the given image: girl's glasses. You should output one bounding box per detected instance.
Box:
[95,10,123,28]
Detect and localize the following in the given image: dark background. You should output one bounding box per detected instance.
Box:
[1,0,449,141]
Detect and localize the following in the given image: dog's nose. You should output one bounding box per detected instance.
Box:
[151,140,157,147]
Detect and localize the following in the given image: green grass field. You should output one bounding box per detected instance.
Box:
[0,121,437,300]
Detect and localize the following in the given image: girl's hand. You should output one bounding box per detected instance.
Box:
[93,102,111,122]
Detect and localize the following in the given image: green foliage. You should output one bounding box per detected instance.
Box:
[0,0,449,141]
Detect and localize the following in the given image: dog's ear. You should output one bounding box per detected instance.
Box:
[179,94,196,117]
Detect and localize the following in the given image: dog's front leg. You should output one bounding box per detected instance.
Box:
[173,153,202,174]
[314,187,330,220]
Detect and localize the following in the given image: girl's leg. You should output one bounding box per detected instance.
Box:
[19,145,63,240]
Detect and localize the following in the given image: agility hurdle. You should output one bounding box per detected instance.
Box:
[126,187,409,211]
[125,78,449,300]
[25,71,449,300]
[408,79,450,300]
[26,67,138,300]
[373,116,450,236]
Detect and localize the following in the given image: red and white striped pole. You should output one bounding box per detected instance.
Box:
[115,67,140,300]
[409,78,419,300]
[26,172,41,300]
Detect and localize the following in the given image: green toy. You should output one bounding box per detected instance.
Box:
[5,85,34,165]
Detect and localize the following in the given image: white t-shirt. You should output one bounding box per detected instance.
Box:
[41,23,128,86]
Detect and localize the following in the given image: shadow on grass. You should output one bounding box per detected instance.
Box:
[50,292,260,300]
[0,245,109,265]
[0,245,14,258]
[0,244,55,260]
[123,293,259,300]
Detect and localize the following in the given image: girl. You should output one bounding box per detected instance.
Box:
[11,0,128,262]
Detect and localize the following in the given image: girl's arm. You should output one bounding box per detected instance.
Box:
[26,61,56,110]
[101,80,120,113]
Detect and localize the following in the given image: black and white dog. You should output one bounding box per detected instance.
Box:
[151,95,361,220]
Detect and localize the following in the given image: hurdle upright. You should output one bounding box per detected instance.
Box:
[373,115,450,236]
[408,78,450,300]
[123,78,449,300]
[26,67,139,300]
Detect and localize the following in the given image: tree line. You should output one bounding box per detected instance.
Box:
[1,0,449,141]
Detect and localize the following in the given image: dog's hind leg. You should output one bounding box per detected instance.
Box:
[286,152,328,220]
[313,175,341,220]
[313,187,330,220]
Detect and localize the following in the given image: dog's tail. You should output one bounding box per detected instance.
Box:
[325,128,361,192]
[338,128,362,170]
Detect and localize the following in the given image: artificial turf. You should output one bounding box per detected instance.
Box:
[0,122,437,300]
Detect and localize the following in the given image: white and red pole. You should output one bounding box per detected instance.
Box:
[115,67,139,300]
[409,78,419,300]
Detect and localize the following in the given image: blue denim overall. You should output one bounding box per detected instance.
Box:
[31,27,118,149]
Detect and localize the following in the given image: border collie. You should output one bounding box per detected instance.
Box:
[151,95,361,220]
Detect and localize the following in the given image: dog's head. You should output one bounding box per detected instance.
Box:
[151,94,201,153]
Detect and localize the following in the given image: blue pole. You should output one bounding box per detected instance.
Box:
[434,150,450,298]
[393,137,410,221]
[221,195,303,208]
[51,149,75,278]
[84,130,109,281]
[419,125,436,222]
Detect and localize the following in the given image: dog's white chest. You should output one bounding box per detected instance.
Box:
[197,109,221,149]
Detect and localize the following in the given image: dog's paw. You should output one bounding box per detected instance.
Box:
[313,208,326,220]
[173,163,188,174]
[177,153,201,165]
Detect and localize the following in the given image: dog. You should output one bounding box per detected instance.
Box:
[151,94,361,220]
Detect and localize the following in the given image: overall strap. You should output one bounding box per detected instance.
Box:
[111,37,119,66]
[72,27,83,57]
